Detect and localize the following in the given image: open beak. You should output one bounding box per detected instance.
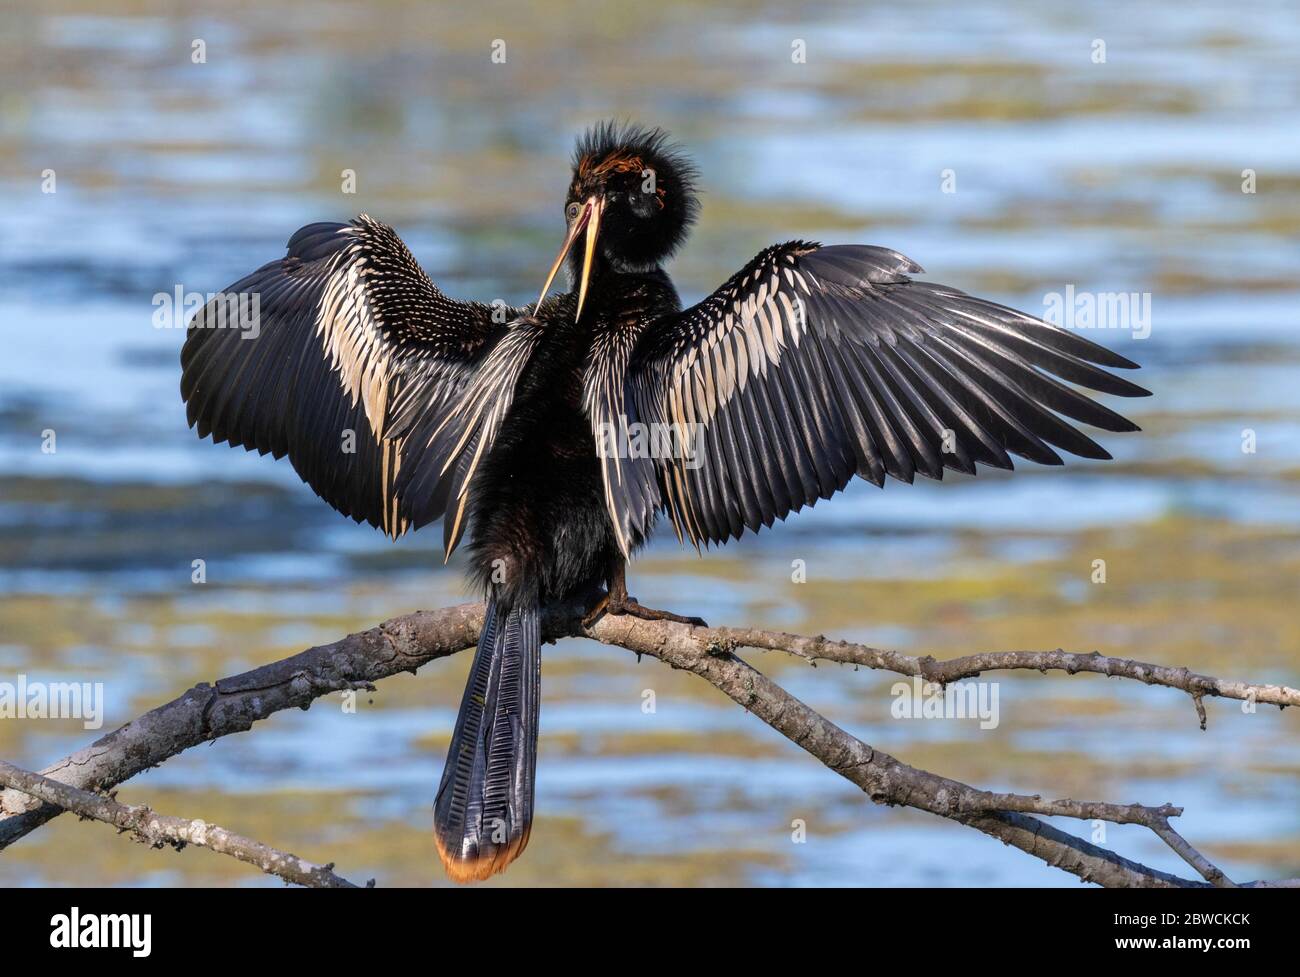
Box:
[534,195,604,321]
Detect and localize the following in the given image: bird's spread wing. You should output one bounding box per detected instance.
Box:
[180,215,523,543]
[620,241,1151,548]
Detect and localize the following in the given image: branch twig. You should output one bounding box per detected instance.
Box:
[2,602,1295,887]
[1150,816,1237,889]
[0,760,363,888]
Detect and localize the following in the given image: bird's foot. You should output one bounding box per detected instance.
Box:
[606,595,707,628]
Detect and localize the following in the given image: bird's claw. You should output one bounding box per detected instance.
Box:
[582,584,707,628]
[608,595,707,628]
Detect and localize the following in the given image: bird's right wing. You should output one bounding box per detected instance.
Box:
[181,215,527,543]
[622,242,1151,547]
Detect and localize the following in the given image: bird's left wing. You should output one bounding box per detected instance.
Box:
[617,241,1151,548]
[181,215,525,543]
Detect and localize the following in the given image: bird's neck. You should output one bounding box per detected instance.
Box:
[567,249,664,284]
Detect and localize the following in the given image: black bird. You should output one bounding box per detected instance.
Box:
[180,121,1149,882]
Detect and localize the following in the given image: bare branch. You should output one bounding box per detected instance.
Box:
[707,627,1300,717]
[0,760,363,888]
[1,602,1294,887]
[580,614,1236,888]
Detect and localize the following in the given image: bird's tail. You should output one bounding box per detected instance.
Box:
[434,594,541,883]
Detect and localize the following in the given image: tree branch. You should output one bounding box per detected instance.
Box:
[2,602,1295,887]
[0,760,363,888]
[705,627,1300,723]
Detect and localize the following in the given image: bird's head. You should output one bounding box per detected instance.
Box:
[536,122,699,319]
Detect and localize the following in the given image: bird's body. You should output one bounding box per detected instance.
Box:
[180,122,1150,883]
[465,270,680,611]
[466,312,614,609]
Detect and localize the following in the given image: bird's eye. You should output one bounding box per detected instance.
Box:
[566,202,581,222]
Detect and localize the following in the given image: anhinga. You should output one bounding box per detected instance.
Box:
[180,122,1149,883]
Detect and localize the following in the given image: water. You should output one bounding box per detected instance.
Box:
[0,0,1297,886]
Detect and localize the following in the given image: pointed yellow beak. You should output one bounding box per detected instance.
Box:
[535,195,604,321]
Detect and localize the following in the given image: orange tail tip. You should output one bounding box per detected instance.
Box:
[435,826,534,884]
